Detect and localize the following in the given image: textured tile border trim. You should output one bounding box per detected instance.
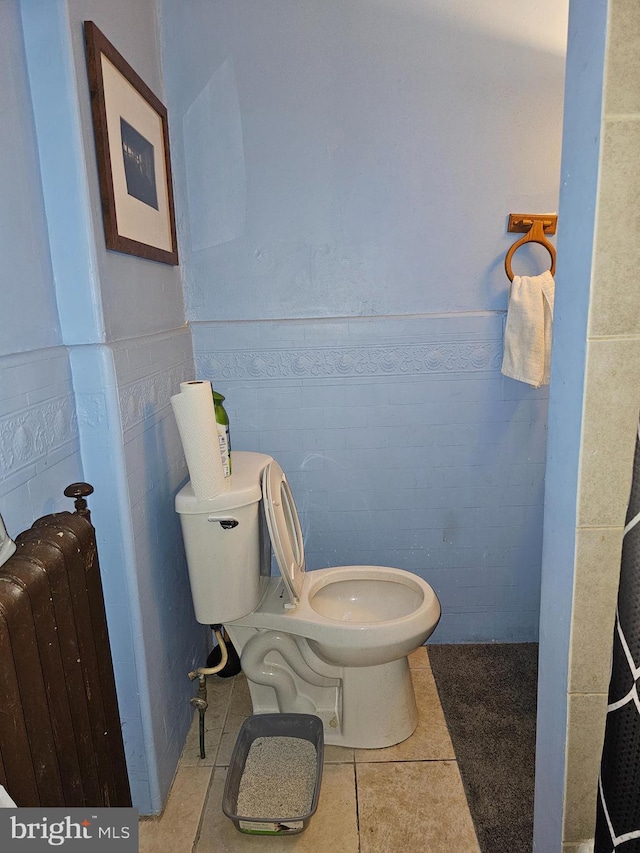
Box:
[0,393,78,477]
[118,361,193,432]
[195,339,503,380]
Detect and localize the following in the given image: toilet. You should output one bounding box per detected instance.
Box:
[176,451,441,749]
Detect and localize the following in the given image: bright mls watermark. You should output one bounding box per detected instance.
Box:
[0,808,138,850]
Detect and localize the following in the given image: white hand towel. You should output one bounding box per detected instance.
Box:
[501,270,555,388]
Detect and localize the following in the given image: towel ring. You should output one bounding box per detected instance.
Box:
[505,217,556,282]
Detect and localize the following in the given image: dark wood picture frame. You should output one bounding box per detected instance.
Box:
[84,21,179,265]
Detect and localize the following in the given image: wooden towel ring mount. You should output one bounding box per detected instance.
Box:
[504,213,557,282]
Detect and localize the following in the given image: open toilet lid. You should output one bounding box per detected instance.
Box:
[262,461,305,606]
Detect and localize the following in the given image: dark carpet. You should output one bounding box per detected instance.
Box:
[428,643,538,853]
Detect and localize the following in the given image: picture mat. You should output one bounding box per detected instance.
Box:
[101,54,173,252]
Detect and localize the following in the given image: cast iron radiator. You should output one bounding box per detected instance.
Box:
[0,485,131,807]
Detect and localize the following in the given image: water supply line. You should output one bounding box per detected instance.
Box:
[188,626,229,759]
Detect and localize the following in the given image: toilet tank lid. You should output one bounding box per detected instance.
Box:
[175,451,273,514]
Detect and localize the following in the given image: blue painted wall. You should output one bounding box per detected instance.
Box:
[6,0,205,813]
[162,0,568,641]
[62,0,205,807]
[193,315,548,642]
[2,0,577,818]
[0,0,83,536]
[533,0,609,847]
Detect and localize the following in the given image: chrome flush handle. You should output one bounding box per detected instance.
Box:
[207,516,239,529]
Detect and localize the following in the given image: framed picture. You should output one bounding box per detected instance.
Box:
[84,21,178,265]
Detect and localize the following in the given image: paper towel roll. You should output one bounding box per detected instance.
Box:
[171,380,230,500]
[179,380,210,396]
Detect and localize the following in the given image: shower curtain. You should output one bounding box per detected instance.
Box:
[595,420,640,852]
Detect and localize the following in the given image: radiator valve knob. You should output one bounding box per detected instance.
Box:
[64,482,95,518]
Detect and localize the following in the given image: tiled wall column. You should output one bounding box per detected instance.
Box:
[20,0,203,813]
[113,328,208,803]
[562,1,640,847]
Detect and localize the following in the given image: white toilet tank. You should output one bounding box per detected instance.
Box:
[175,451,273,624]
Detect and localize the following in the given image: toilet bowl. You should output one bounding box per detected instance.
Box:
[176,451,441,748]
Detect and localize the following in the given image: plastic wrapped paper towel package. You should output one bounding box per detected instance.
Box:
[171,380,230,501]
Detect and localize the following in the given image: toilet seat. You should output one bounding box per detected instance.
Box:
[257,460,441,666]
[262,461,305,606]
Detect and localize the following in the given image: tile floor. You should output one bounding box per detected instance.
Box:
[139,648,481,853]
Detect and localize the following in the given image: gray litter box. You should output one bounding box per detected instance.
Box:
[222,713,324,835]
